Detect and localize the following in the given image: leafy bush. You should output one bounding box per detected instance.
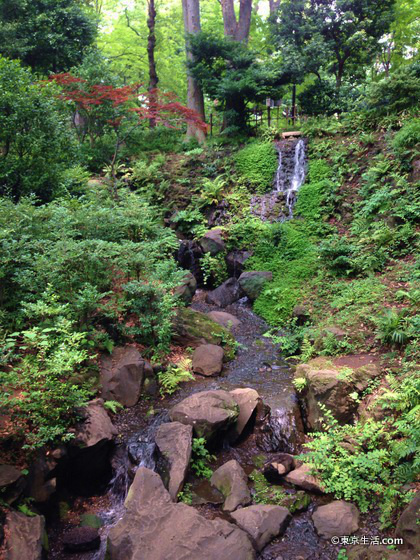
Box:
[392,119,420,161]
[0,57,77,201]
[235,141,278,193]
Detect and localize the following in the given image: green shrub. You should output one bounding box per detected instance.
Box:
[235,141,278,193]
[190,437,215,479]
[392,119,420,161]
[0,57,77,201]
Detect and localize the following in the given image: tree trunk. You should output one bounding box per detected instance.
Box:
[147,0,158,128]
[182,0,206,143]
[220,0,252,43]
[268,0,281,16]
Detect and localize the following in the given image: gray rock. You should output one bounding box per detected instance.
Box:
[231,505,291,551]
[155,422,192,501]
[100,346,153,407]
[226,250,252,278]
[199,229,225,255]
[75,398,117,447]
[0,465,25,504]
[169,390,239,440]
[228,388,260,441]
[263,454,295,483]
[192,344,224,376]
[207,311,241,330]
[312,500,360,539]
[107,467,255,560]
[283,464,324,494]
[396,491,420,552]
[238,271,273,301]
[206,278,242,308]
[174,271,197,305]
[4,511,45,560]
[211,460,251,512]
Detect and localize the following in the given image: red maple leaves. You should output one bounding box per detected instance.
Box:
[48,73,207,133]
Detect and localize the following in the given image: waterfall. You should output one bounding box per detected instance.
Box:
[286,139,306,218]
[250,138,306,222]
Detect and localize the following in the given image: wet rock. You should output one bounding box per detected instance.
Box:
[312,500,359,539]
[226,250,252,278]
[283,464,324,494]
[210,460,251,512]
[4,510,45,560]
[281,490,311,513]
[80,513,103,528]
[231,505,291,551]
[63,527,100,552]
[0,465,25,504]
[228,388,260,441]
[295,358,380,431]
[172,308,236,360]
[100,346,153,407]
[199,229,225,255]
[206,277,243,308]
[238,271,273,301]
[207,311,241,330]
[174,271,197,305]
[396,491,420,552]
[169,390,239,440]
[155,422,192,501]
[177,240,203,282]
[263,454,295,483]
[75,398,117,447]
[107,467,255,560]
[347,545,412,560]
[192,344,224,376]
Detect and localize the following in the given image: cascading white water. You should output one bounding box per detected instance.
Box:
[286,139,306,218]
[250,138,306,221]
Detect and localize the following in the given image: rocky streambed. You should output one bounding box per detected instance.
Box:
[4,291,417,560]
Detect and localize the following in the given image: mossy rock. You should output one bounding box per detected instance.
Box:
[80,514,103,529]
[172,308,236,361]
[281,490,311,513]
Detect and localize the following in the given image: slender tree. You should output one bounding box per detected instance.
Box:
[147,0,158,127]
[220,0,253,43]
[182,0,206,143]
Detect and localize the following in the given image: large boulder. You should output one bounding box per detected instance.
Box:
[226,250,252,278]
[192,344,224,376]
[295,358,380,430]
[228,388,260,441]
[238,271,273,301]
[155,422,193,501]
[169,390,239,440]
[207,311,241,330]
[100,346,153,407]
[0,465,25,504]
[283,464,324,494]
[58,399,117,495]
[4,511,45,560]
[396,491,420,553]
[199,229,225,255]
[25,451,57,503]
[75,398,117,447]
[107,467,255,560]
[312,500,359,539]
[210,460,251,512]
[174,271,197,305]
[172,308,236,360]
[206,278,243,308]
[231,505,291,551]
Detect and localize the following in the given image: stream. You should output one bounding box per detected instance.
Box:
[48,291,341,560]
